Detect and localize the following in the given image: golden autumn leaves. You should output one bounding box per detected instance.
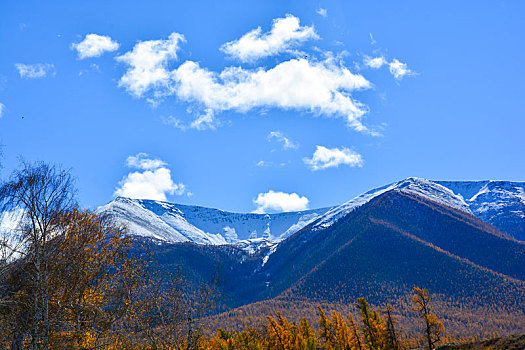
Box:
[205,290,444,350]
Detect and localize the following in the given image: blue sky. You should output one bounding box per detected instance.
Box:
[0,0,524,213]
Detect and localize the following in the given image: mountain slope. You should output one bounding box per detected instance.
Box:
[258,190,525,305]
[280,191,523,302]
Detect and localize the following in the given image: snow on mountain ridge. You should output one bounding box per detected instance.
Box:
[96,197,224,244]
[312,177,471,230]
[310,178,525,241]
[97,178,525,248]
[435,180,525,240]
[436,180,525,205]
[97,197,331,248]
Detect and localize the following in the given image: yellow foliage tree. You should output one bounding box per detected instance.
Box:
[412,287,444,350]
[318,306,361,350]
[298,317,317,350]
[49,208,140,348]
[356,298,385,350]
[267,312,300,349]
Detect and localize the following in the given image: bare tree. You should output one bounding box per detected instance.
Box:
[0,161,75,350]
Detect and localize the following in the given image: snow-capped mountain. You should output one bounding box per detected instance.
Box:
[311,177,525,241]
[97,197,331,246]
[435,180,525,241]
[311,177,471,230]
[97,178,525,247]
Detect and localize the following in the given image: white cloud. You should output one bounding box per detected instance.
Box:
[116,20,393,133]
[369,33,377,45]
[363,56,387,69]
[161,110,220,131]
[161,115,188,130]
[255,160,289,168]
[0,103,5,118]
[116,33,185,97]
[114,168,186,201]
[172,58,372,132]
[0,209,24,234]
[126,152,167,170]
[267,131,298,150]
[389,59,415,80]
[71,34,120,59]
[0,209,26,261]
[362,56,415,81]
[253,190,309,213]
[316,8,328,18]
[189,108,220,130]
[303,145,363,171]
[15,63,55,79]
[220,14,319,62]
[114,153,187,201]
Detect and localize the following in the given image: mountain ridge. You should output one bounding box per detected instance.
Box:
[97,196,332,246]
[97,178,525,244]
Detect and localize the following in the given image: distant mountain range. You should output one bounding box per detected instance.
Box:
[98,178,525,244]
[95,178,525,336]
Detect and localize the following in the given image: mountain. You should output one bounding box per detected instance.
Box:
[261,189,525,303]
[141,185,525,337]
[106,178,525,306]
[309,177,525,242]
[97,197,331,246]
[98,178,525,245]
[435,180,525,241]
[84,178,525,335]
[310,177,472,231]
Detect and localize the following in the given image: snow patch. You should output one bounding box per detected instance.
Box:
[223,226,238,243]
